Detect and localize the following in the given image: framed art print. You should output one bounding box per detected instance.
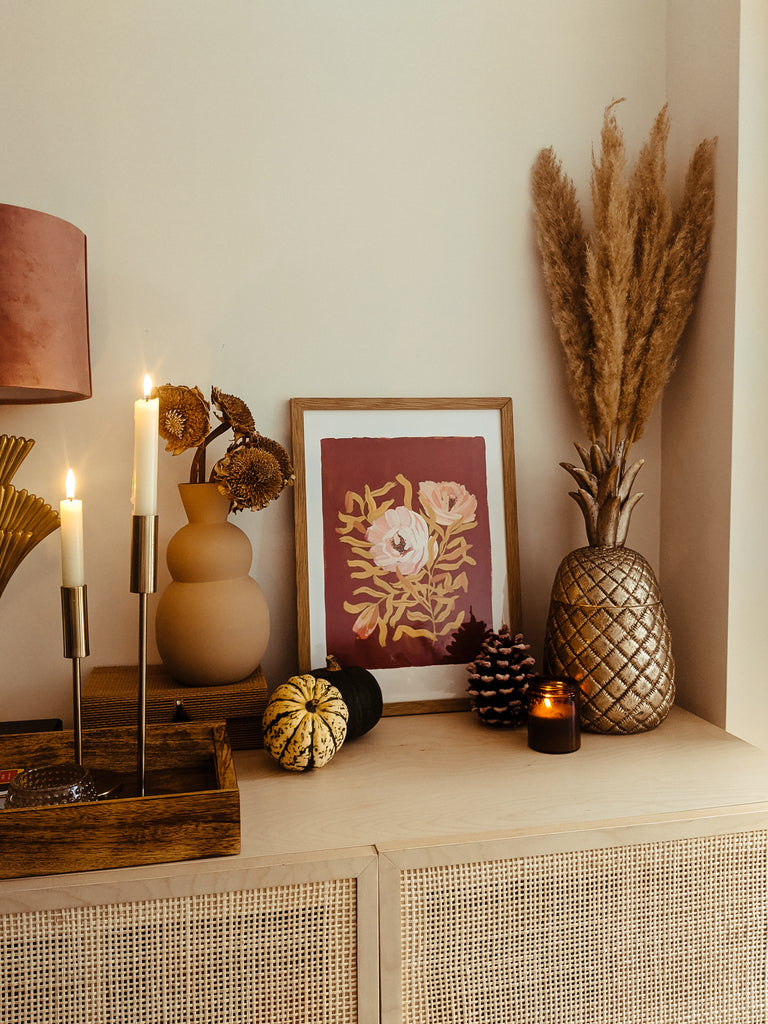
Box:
[291,397,521,714]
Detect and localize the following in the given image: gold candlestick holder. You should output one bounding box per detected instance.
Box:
[130,514,158,796]
[60,584,89,765]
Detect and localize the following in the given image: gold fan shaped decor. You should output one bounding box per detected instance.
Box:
[0,202,91,600]
[531,100,716,734]
[0,435,60,598]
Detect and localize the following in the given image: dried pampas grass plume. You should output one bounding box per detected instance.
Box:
[530,148,595,434]
[531,99,716,450]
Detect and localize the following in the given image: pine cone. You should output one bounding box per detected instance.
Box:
[467,625,536,727]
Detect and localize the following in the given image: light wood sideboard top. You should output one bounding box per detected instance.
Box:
[2,704,768,908]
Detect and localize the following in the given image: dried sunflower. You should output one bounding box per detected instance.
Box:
[251,433,295,488]
[153,384,210,455]
[156,381,294,508]
[211,387,255,438]
[213,444,286,513]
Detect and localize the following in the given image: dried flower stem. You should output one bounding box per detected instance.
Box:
[189,421,229,485]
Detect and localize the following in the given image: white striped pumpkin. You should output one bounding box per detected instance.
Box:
[262,674,349,771]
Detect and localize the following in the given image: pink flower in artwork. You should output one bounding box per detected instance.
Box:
[418,480,477,526]
[366,506,430,576]
[352,604,380,640]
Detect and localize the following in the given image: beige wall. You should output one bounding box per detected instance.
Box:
[0,0,713,728]
[662,0,768,747]
[661,0,740,729]
[725,0,768,746]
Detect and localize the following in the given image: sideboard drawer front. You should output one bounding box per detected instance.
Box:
[2,877,360,1024]
[390,828,768,1024]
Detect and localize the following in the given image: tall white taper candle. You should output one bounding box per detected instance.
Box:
[60,468,85,588]
[132,374,159,515]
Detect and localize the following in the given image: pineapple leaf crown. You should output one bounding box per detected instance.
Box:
[561,439,644,547]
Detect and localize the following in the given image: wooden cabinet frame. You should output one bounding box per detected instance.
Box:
[378,808,768,1024]
[2,708,768,1022]
[0,850,380,1024]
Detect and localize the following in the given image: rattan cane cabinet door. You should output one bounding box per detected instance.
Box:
[0,852,379,1024]
[379,814,768,1024]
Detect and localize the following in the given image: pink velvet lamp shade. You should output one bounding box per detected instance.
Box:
[0,203,91,404]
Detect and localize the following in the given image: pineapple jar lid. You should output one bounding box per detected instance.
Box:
[551,546,663,609]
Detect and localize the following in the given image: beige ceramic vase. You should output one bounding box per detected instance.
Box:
[155,483,270,686]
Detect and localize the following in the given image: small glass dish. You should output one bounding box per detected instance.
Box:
[5,762,97,808]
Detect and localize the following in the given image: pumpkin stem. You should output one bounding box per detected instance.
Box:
[305,699,320,713]
[325,655,342,672]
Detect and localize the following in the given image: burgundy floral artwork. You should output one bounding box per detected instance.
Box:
[320,435,493,670]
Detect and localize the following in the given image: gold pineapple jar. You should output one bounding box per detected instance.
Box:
[543,544,674,734]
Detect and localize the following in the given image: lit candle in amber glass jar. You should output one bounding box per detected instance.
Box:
[527,678,581,754]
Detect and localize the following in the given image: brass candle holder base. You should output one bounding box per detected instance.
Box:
[60,584,89,765]
[130,514,158,796]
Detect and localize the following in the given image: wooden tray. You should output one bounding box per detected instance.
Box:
[0,721,240,879]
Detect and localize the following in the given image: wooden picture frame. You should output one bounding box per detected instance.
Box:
[290,398,521,715]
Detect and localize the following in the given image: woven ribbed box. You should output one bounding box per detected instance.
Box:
[82,665,267,749]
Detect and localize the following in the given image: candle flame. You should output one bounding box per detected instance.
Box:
[65,468,76,500]
[143,373,153,399]
[543,697,552,709]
